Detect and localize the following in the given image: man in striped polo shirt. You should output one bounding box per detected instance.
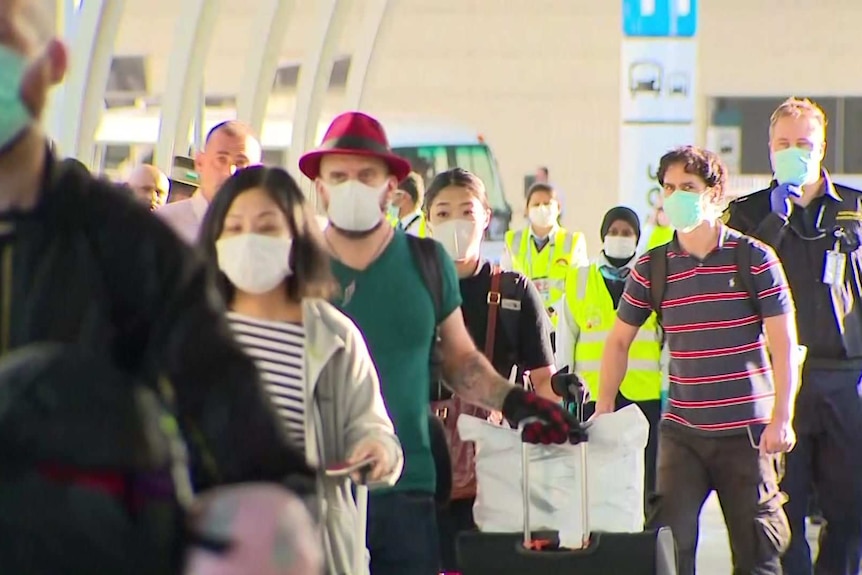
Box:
[595,146,799,575]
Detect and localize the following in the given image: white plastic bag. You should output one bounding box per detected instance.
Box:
[457,404,649,548]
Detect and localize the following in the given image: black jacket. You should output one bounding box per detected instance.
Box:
[723,177,862,363]
[3,156,310,489]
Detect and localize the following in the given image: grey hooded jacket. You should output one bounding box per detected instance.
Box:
[299,299,403,575]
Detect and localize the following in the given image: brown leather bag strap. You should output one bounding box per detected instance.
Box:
[485,266,503,361]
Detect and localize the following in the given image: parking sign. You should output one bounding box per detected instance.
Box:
[623,0,697,37]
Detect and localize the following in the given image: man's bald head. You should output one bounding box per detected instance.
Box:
[194,120,262,202]
[128,164,169,210]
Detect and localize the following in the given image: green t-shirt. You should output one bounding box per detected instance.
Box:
[331,231,461,494]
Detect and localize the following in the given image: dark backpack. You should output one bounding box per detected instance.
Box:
[405,235,525,401]
[647,236,762,324]
[0,343,192,575]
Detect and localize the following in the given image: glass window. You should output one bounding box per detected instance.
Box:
[262,149,285,168]
[103,144,131,171]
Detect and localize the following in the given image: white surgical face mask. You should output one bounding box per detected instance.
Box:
[325,180,388,232]
[603,235,637,259]
[216,234,293,294]
[528,204,558,229]
[431,219,478,261]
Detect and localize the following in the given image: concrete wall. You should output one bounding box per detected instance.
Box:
[362,0,621,243]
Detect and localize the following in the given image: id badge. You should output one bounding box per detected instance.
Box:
[533,278,550,301]
[822,250,846,286]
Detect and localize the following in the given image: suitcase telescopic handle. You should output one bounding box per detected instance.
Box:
[518,418,591,551]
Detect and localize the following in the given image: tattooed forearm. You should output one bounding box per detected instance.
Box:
[443,349,515,410]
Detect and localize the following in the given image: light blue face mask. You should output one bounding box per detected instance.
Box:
[663,190,705,233]
[771,146,820,186]
[386,203,400,221]
[0,45,32,151]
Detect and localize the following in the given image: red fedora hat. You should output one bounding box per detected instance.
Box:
[299,112,412,181]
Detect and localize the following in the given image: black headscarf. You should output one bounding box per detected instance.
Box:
[600,206,641,242]
[599,206,641,308]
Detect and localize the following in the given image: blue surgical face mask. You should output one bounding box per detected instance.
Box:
[0,45,32,151]
[771,146,820,186]
[663,190,705,233]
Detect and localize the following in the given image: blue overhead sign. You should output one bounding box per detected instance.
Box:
[623,0,697,37]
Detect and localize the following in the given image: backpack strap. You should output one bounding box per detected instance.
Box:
[405,234,443,323]
[485,266,503,361]
[406,235,449,401]
[648,244,669,324]
[734,236,762,319]
[497,270,528,370]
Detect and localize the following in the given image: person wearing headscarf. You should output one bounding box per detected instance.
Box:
[555,206,664,498]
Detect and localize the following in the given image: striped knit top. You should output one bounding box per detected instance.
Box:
[228,312,307,452]
[617,226,794,434]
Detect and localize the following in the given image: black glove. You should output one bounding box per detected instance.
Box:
[502,387,588,445]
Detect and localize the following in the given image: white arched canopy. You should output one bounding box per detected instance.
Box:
[236,0,296,137]
[153,0,223,175]
[55,0,127,166]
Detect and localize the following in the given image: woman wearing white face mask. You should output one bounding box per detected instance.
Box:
[555,205,664,501]
[501,183,588,339]
[197,166,403,575]
[423,168,557,574]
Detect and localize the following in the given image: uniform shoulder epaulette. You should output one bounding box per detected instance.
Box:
[729,193,755,205]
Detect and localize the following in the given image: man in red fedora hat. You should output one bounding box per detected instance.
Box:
[300,111,585,575]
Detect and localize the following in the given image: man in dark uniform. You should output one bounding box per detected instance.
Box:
[723,97,862,575]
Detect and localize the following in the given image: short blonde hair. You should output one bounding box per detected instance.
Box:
[769,97,828,135]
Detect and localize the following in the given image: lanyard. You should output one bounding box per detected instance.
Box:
[401,214,421,231]
[521,230,555,278]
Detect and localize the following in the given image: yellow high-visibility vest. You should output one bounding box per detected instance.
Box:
[565,263,662,402]
[505,227,585,328]
[646,225,674,250]
[391,212,429,238]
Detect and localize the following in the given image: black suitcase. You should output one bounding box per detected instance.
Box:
[457,375,678,575]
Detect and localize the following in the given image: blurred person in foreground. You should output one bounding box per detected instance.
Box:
[0,0,309,498]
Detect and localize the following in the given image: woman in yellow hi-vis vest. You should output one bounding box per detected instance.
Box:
[501,183,587,338]
[645,206,674,250]
[555,206,663,497]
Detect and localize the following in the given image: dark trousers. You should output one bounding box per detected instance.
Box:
[367,491,439,575]
[437,497,476,571]
[647,426,789,575]
[583,394,662,499]
[781,368,862,575]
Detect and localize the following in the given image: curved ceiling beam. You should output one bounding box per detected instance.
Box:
[154,0,222,175]
[289,0,349,183]
[56,0,127,166]
[236,0,295,138]
[343,0,390,111]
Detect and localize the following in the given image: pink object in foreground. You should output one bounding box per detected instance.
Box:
[184,483,323,575]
